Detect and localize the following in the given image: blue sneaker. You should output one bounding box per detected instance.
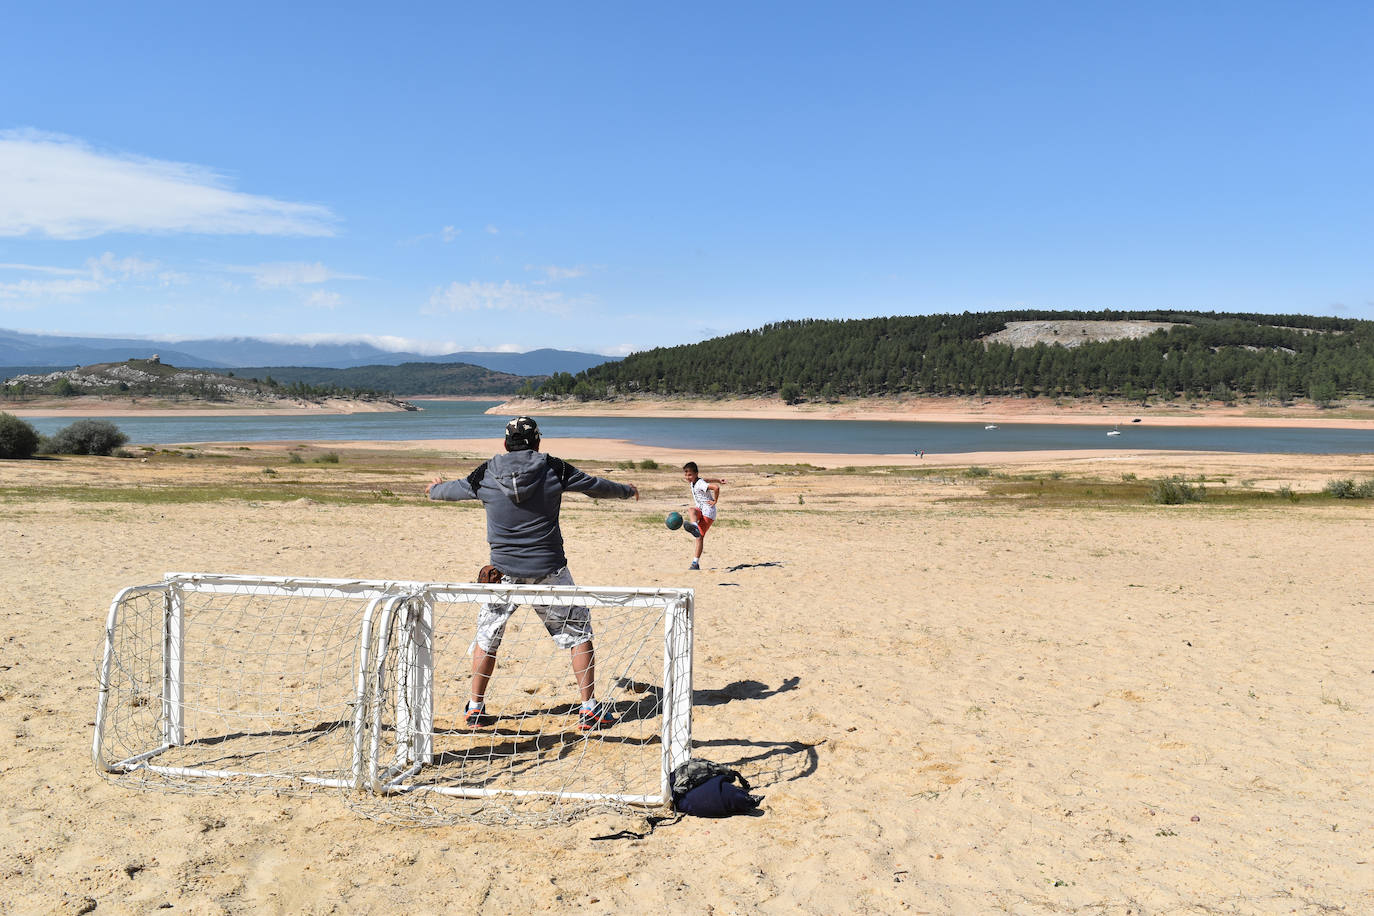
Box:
[578,702,617,731]
[689,559,700,570]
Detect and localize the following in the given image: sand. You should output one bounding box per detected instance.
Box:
[492,394,1374,429]
[2,442,1372,913]
[9,392,1374,428]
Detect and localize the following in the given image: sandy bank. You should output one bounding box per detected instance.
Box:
[493,394,1374,429]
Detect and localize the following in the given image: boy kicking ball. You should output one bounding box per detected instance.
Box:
[681,461,725,570]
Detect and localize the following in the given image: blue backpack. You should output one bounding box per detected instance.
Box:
[671,759,761,817]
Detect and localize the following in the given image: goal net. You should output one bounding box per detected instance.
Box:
[93,573,694,825]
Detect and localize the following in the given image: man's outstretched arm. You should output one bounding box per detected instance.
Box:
[558,460,639,501]
[428,461,491,501]
[427,477,473,500]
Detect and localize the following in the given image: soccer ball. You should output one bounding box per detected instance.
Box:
[665,511,683,530]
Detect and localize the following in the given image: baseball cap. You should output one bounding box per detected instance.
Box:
[504,416,540,450]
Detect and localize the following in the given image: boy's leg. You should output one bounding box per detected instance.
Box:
[684,507,703,538]
[689,514,712,567]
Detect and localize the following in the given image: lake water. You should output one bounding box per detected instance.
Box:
[22,400,1374,455]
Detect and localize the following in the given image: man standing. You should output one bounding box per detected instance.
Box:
[427,416,639,730]
[681,461,724,571]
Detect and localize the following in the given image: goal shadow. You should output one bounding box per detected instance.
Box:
[691,736,821,790]
[614,675,801,709]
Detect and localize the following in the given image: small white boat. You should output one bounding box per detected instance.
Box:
[984,424,998,430]
[1107,427,1121,437]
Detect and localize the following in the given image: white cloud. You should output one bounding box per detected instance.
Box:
[87,252,158,282]
[304,290,342,309]
[484,224,500,235]
[230,332,506,355]
[0,251,162,304]
[424,280,574,316]
[442,225,459,243]
[0,128,337,239]
[224,261,364,289]
[0,275,104,304]
[525,263,587,282]
[0,262,86,276]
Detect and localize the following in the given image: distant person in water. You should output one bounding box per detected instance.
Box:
[681,461,724,571]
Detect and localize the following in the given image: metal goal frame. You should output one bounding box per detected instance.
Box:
[92,572,694,809]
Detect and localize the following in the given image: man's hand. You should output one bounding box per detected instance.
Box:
[426,476,442,497]
[628,484,640,501]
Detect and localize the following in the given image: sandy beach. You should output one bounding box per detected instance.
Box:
[492,394,1374,430]
[2,440,1372,913]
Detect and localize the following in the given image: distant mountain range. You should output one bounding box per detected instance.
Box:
[0,329,615,377]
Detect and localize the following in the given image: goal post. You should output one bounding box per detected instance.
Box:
[93,573,695,821]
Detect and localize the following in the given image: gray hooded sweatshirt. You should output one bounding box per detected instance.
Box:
[428,449,635,577]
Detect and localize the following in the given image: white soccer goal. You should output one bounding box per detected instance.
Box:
[93,573,694,824]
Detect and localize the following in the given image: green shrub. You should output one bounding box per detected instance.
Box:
[315,452,340,464]
[616,459,636,470]
[44,419,128,456]
[639,458,659,470]
[1277,485,1298,503]
[1150,477,1205,505]
[0,412,41,459]
[288,452,304,464]
[1326,478,1374,499]
[1326,478,1356,499]
[964,466,991,478]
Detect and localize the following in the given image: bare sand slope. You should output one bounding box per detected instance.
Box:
[1,454,1372,914]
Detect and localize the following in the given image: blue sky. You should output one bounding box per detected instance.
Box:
[1,3,1370,356]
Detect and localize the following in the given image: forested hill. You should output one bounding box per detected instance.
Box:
[227,362,534,396]
[533,310,1374,405]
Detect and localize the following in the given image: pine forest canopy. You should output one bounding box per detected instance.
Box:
[532,310,1374,406]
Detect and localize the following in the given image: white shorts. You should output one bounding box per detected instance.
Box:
[475,566,592,653]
